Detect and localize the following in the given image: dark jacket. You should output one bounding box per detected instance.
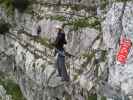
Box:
[55,32,67,50]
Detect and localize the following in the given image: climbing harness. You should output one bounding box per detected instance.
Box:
[55,48,65,57]
[116,35,132,64]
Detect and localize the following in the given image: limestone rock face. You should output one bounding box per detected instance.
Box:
[103,1,133,99]
[0,23,100,100]
[0,0,101,99]
[0,27,100,100]
[1,0,133,100]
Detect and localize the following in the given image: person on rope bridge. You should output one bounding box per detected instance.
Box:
[53,25,69,82]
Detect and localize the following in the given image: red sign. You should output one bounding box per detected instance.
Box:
[117,36,132,64]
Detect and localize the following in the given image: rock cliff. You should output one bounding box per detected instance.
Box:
[0,0,133,100]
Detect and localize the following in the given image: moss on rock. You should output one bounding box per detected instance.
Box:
[65,17,100,30]
[0,72,25,100]
[101,96,107,100]
[49,15,66,22]
[2,79,26,100]
[88,94,97,100]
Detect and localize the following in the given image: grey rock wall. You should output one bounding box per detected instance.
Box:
[1,0,133,100]
[103,1,133,100]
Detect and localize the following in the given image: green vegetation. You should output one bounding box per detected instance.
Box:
[101,96,107,100]
[115,0,131,2]
[100,0,130,10]
[36,37,54,49]
[81,51,95,69]
[0,71,25,100]
[81,49,107,77]
[82,51,95,60]
[71,5,82,11]
[0,19,10,34]
[0,0,14,15]
[0,0,31,15]
[88,95,97,100]
[0,79,26,100]
[49,14,100,30]
[100,0,109,10]
[65,17,100,30]
[82,49,107,62]
[100,50,107,62]
[49,15,66,22]
[88,95,106,100]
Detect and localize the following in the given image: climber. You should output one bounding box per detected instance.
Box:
[53,25,69,82]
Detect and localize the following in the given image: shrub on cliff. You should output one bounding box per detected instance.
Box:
[0,0,30,14]
[0,19,10,34]
[12,0,30,12]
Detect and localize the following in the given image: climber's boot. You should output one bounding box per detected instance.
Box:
[56,74,61,77]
